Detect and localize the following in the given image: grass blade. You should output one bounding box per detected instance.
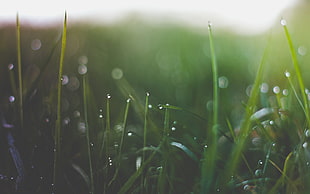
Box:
[82,74,95,194]
[108,98,131,187]
[53,11,67,191]
[200,21,219,193]
[282,19,310,127]
[16,13,23,128]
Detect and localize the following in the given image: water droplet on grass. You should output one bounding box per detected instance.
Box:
[171,127,176,131]
[78,64,87,75]
[107,94,111,99]
[128,132,133,136]
[90,142,94,147]
[255,169,262,177]
[219,76,229,88]
[258,160,263,165]
[146,92,150,96]
[285,71,291,78]
[283,89,289,96]
[31,39,42,50]
[127,98,131,103]
[61,75,69,85]
[111,68,123,80]
[158,104,163,110]
[78,56,88,65]
[73,111,80,118]
[208,21,212,29]
[8,63,14,70]
[303,142,308,148]
[9,96,15,103]
[305,129,310,137]
[99,114,103,119]
[148,104,153,109]
[280,19,287,26]
[273,86,280,94]
[260,83,269,93]
[298,46,307,56]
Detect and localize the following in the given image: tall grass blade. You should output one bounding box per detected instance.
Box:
[53,11,67,191]
[200,21,219,193]
[141,92,150,192]
[222,40,269,188]
[16,13,23,128]
[108,98,131,186]
[282,19,310,126]
[103,94,111,194]
[83,75,95,194]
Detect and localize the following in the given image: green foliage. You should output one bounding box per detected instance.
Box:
[1,14,310,194]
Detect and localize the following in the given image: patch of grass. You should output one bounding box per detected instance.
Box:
[2,14,310,194]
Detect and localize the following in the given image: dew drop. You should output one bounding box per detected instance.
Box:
[9,96,15,103]
[297,46,307,57]
[282,89,289,96]
[136,156,142,170]
[78,55,88,65]
[90,142,94,147]
[127,98,131,103]
[305,129,310,137]
[73,110,81,118]
[146,92,150,97]
[8,63,14,70]
[273,86,280,94]
[255,169,262,177]
[243,184,250,191]
[171,127,176,131]
[208,21,212,29]
[204,144,208,148]
[61,75,69,85]
[63,117,70,125]
[303,142,308,149]
[280,19,287,26]
[158,104,163,110]
[218,76,229,88]
[31,39,42,51]
[107,94,111,99]
[78,122,86,133]
[111,68,123,80]
[260,83,269,93]
[148,104,153,109]
[128,132,133,136]
[99,114,103,119]
[78,64,87,75]
[285,71,291,78]
[258,160,263,165]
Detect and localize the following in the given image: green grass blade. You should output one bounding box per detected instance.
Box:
[83,74,95,194]
[53,11,67,191]
[141,92,150,191]
[222,40,269,188]
[103,94,111,194]
[282,19,310,127]
[16,13,23,128]
[200,21,219,193]
[108,98,131,187]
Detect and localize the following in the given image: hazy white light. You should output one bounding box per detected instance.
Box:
[0,0,297,34]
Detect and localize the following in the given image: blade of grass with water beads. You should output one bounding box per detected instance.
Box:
[200,21,219,193]
[282,19,310,127]
[108,98,131,187]
[53,11,67,191]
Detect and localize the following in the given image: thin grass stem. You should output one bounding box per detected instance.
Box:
[16,13,23,128]
[53,12,67,191]
[282,19,310,127]
[83,75,95,194]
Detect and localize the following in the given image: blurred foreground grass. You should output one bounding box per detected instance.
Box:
[1,9,310,193]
